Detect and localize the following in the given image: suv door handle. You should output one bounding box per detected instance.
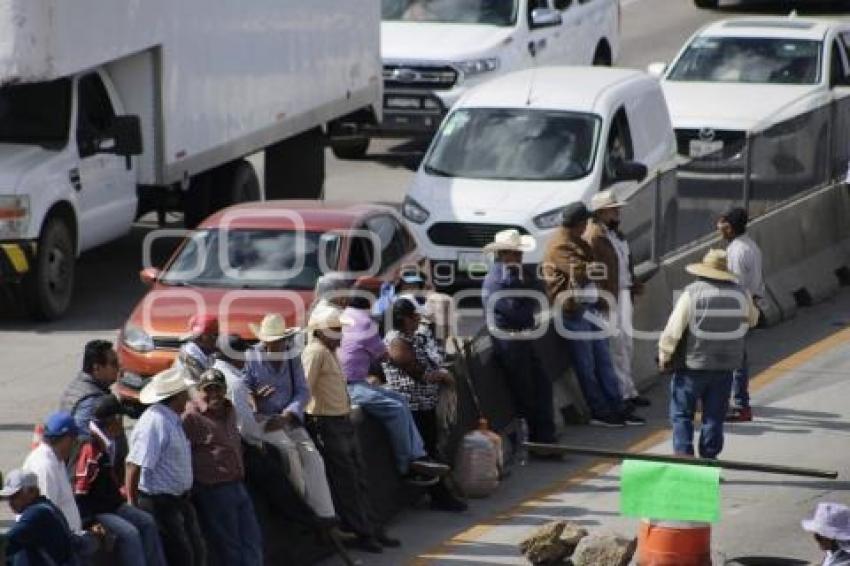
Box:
[69,168,82,192]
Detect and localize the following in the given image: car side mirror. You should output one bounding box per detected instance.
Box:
[531,8,562,29]
[614,161,649,183]
[139,267,162,286]
[647,62,668,78]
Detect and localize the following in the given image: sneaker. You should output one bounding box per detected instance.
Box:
[622,413,647,426]
[589,415,626,428]
[410,459,450,478]
[627,395,651,407]
[726,406,753,422]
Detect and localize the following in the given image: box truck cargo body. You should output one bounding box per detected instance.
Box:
[0,0,382,319]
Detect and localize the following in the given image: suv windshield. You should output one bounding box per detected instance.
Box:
[0,79,72,148]
[382,0,518,26]
[424,108,600,181]
[668,37,822,85]
[161,229,323,290]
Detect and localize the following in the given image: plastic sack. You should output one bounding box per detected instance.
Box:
[454,426,501,498]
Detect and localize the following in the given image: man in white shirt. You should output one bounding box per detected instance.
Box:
[718,208,764,423]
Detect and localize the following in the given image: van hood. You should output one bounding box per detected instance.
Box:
[662,82,817,132]
[408,174,591,222]
[382,21,513,62]
[0,143,56,193]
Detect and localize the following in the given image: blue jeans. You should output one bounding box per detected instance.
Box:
[731,348,750,409]
[192,482,263,566]
[348,381,428,474]
[670,370,734,459]
[97,504,166,566]
[561,312,624,419]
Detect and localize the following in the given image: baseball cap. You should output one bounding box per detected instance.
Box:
[0,469,38,498]
[197,369,227,391]
[42,411,79,439]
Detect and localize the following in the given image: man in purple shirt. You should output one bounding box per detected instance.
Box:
[338,296,446,485]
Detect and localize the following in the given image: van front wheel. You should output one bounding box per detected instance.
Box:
[25,217,75,320]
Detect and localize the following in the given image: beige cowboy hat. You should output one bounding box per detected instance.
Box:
[685,249,738,283]
[139,366,193,405]
[590,189,626,211]
[307,303,354,331]
[249,313,300,343]
[483,229,536,253]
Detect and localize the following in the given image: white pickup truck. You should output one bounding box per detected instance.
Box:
[0,0,382,320]
[330,0,620,158]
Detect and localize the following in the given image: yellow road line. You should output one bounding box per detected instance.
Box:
[414,324,850,563]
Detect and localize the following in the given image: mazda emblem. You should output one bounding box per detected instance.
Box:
[698,128,716,142]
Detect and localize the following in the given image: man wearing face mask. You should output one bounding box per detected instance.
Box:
[583,190,649,411]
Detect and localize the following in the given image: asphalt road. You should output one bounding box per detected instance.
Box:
[1,0,849,547]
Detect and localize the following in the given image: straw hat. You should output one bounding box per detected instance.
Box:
[802,502,850,541]
[249,313,300,343]
[590,189,625,212]
[139,366,192,405]
[685,249,738,283]
[307,303,353,331]
[483,229,536,253]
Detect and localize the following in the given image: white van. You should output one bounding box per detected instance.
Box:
[401,66,677,282]
[331,0,620,158]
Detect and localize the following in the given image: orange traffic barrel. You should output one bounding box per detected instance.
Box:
[637,519,712,566]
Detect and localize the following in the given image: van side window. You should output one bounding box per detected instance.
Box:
[76,74,116,159]
[602,108,634,188]
[830,40,850,87]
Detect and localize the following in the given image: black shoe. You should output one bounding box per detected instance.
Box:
[627,395,651,407]
[622,413,646,426]
[431,495,469,513]
[376,531,401,548]
[345,535,383,553]
[410,459,450,478]
[589,414,626,428]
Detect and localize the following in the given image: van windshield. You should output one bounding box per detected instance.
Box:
[382,0,518,26]
[667,37,822,85]
[0,79,72,148]
[424,108,600,181]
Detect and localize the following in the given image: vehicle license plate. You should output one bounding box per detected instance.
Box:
[457,252,488,274]
[689,139,724,158]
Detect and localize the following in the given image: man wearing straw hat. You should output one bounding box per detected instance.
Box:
[584,190,650,410]
[125,366,206,566]
[658,249,760,459]
[481,229,556,443]
[802,502,850,565]
[244,313,337,523]
[303,303,401,553]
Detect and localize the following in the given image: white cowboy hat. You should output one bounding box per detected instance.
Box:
[685,249,738,283]
[483,229,536,253]
[307,303,353,331]
[139,366,193,405]
[590,189,626,212]
[249,313,300,343]
[802,502,850,541]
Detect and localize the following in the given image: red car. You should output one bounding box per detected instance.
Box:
[117,200,425,386]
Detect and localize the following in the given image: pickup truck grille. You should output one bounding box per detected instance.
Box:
[428,223,528,248]
[675,128,747,159]
[383,65,458,90]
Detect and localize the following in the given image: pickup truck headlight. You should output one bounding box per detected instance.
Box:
[456,57,500,78]
[122,324,155,353]
[402,196,430,224]
[533,206,567,230]
[0,196,30,239]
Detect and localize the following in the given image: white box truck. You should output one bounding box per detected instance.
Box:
[0,0,382,320]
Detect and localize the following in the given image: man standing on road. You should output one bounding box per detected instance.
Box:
[1,469,75,566]
[244,313,337,523]
[481,229,555,443]
[125,367,206,566]
[658,249,759,459]
[183,369,263,566]
[59,340,121,439]
[718,207,765,423]
[542,202,645,427]
[583,191,650,410]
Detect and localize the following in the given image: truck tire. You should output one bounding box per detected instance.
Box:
[183,173,214,229]
[694,0,718,8]
[330,137,370,160]
[264,127,326,200]
[25,217,75,320]
[212,159,261,210]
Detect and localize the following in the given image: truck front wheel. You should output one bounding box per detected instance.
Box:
[25,217,75,320]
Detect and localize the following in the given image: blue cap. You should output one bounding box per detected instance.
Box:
[400,272,425,284]
[42,412,79,439]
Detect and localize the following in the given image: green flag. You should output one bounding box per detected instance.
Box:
[620,459,720,523]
